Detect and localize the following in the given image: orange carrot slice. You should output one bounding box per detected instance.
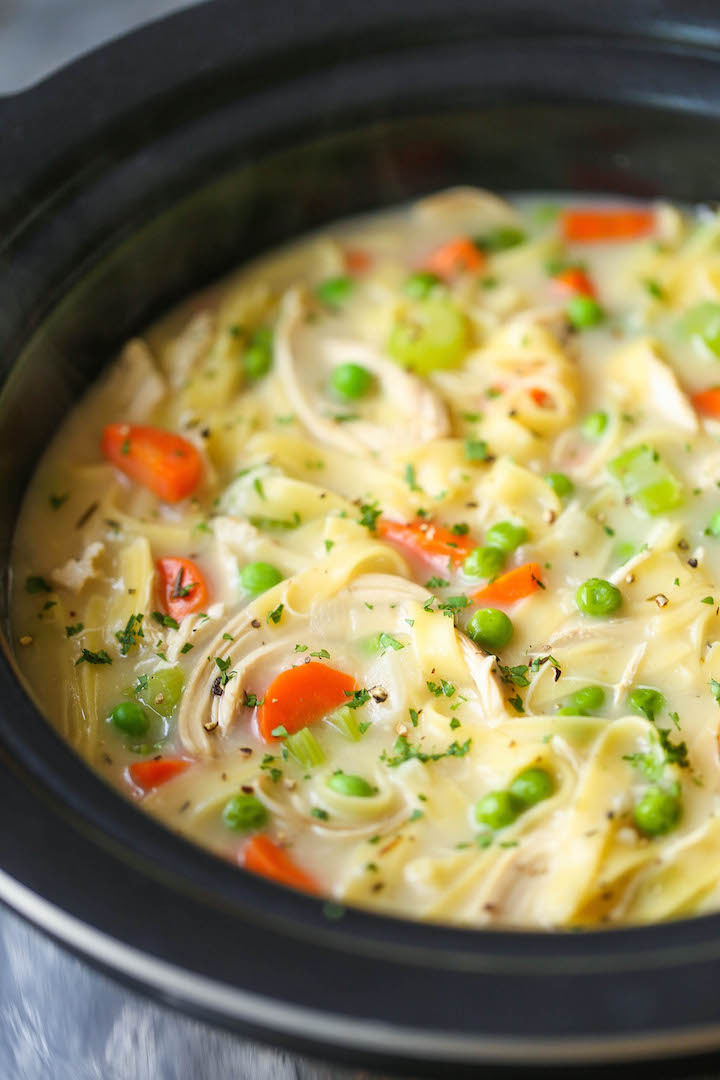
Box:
[561,207,654,244]
[472,562,543,607]
[551,267,596,297]
[257,662,356,742]
[377,518,475,569]
[422,236,485,279]
[156,556,209,621]
[242,835,318,894]
[102,423,203,502]
[692,388,720,418]
[129,758,191,791]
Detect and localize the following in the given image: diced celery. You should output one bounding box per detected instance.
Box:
[607,445,682,515]
[678,301,720,357]
[137,666,184,717]
[326,705,364,741]
[387,299,468,374]
[285,726,326,768]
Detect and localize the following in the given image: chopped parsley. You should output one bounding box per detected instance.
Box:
[115,613,144,655]
[180,642,194,654]
[425,576,450,589]
[344,688,371,709]
[267,603,284,625]
[64,622,84,638]
[152,611,180,630]
[75,648,112,666]
[426,679,456,698]
[379,632,404,651]
[358,501,381,531]
[404,463,421,491]
[310,648,331,659]
[465,438,489,462]
[49,493,69,510]
[214,656,236,686]
[243,691,264,707]
[311,807,330,820]
[26,576,51,594]
[382,735,471,767]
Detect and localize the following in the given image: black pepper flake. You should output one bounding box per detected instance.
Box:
[241,784,254,794]
[251,619,261,629]
[240,747,253,756]
[688,557,698,568]
[211,676,224,697]
[200,427,211,438]
[179,800,191,813]
[678,538,690,551]
[371,882,385,893]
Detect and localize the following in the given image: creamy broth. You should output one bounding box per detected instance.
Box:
[12,188,720,928]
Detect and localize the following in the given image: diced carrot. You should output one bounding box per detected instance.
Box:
[129,758,191,791]
[377,518,476,569]
[242,835,318,894]
[529,387,551,407]
[257,662,356,742]
[156,556,209,621]
[551,267,596,297]
[422,236,485,279]
[345,248,372,273]
[691,388,720,418]
[561,207,654,244]
[472,562,543,607]
[102,423,203,503]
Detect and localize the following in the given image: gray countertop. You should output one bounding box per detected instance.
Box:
[0,3,407,1077]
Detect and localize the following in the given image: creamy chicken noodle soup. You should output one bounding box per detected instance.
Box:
[14,187,720,927]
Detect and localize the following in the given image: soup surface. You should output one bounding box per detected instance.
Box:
[13,188,720,928]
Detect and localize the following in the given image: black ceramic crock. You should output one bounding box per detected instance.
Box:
[4,3,720,1074]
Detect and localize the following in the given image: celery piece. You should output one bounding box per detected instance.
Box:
[326,705,364,741]
[137,666,184,717]
[678,301,720,357]
[285,726,326,768]
[387,299,468,374]
[607,445,682,515]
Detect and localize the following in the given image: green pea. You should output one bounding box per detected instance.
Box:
[327,772,376,797]
[582,410,608,439]
[463,545,506,580]
[633,786,680,837]
[544,471,574,498]
[474,226,526,253]
[137,666,184,717]
[509,767,554,808]
[475,790,521,830]
[576,577,622,616]
[239,561,283,596]
[628,686,665,723]
[316,275,353,308]
[484,520,528,553]
[330,362,373,400]
[222,793,268,832]
[567,295,604,329]
[404,270,442,299]
[387,298,468,374]
[243,327,273,379]
[466,608,513,652]
[110,700,150,736]
[706,510,720,537]
[561,685,606,715]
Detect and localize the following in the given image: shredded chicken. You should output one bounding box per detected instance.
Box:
[51,542,105,592]
[163,310,215,389]
[609,338,697,432]
[412,187,519,227]
[275,288,449,456]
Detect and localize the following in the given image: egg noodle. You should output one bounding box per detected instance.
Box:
[13,188,720,928]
